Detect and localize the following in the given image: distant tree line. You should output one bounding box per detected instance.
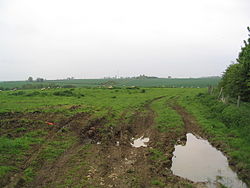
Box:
[103,75,160,79]
[28,77,45,82]
[219,27,250,102]
[135,74,158,79]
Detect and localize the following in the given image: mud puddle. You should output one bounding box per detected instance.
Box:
[131,136,149,148]
[171,133,247,188]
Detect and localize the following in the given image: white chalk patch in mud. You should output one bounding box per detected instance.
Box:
[116,141,120,146]
[131,136,149,148]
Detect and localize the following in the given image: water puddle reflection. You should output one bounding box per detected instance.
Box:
[171,133,247,188]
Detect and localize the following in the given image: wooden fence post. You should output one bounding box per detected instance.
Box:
[237,95,241,107]
[218,87,223,99]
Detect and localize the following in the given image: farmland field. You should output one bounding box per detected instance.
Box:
[0,87,249,188]
[0,77,220,90]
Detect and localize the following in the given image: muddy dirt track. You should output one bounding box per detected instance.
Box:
[1,99,212,188]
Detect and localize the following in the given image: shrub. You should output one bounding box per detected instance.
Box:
[221,106,250,128]
[25,91,40,97]
[219,27,250,102]
[53,90,75,97]
[10,91,25,96]
[62,85,76,88]
[140,89,146,93]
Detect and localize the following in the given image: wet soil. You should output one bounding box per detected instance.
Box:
[75,99,203,188]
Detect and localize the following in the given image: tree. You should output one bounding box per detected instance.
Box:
[219,27,250,101]
[28,76,33,82]
[36,78,44,82]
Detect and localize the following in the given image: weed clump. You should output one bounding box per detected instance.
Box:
[140,89,146,93]
[25,91,40,97]
[151,179,165,187]
[62,85,76,88]
[10,91,25,96]
[53,90,75,97]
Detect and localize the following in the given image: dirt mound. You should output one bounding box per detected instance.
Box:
[80,117,107,144]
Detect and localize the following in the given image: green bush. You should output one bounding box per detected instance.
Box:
[10,91,25,96]
[140,89,146,93]
[221,106,250,127]
[62,85,76,88]
[25,91,40,97]
[219,27,250,102]
[53,90,75,97]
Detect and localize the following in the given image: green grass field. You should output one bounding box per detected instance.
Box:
[0,87,249,187]
[0,77,220,90]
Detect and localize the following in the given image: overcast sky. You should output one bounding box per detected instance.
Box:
[0,0,249,81]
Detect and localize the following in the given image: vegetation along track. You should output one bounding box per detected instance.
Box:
[170,103,204,137]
